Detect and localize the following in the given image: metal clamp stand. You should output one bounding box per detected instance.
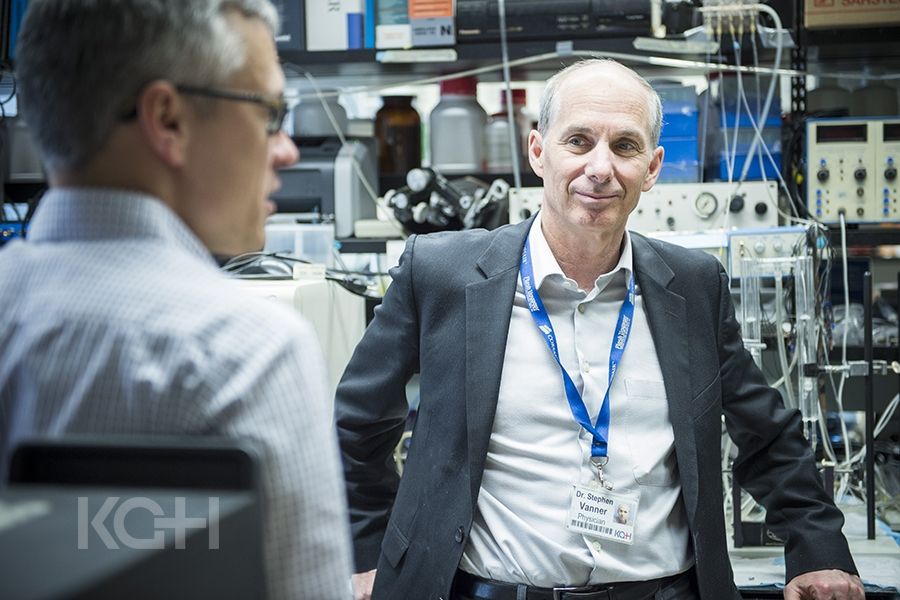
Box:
[819,271,877,539]
[810,271,900,540]
[864,271,875,540]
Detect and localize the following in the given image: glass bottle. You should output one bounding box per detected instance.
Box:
[375,96,421,175]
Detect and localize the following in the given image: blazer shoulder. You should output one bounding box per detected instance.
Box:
[633,231,724,276]
[404,222,526,287]
[413,223,518,253]
[410,223,523,266]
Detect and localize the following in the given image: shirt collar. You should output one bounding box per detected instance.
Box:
[528,210,634,292]
[27,187,215,265]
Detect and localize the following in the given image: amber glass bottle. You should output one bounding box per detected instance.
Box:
[375,96,421,175]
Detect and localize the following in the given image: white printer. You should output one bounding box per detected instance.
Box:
[270,137,377,238]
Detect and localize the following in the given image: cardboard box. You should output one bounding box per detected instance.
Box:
[805,0,900,30]
[376,0,454,48]
[305,0,347,50]
[410,0,454,47]
[376,0,410,48]
[271,0,305,51]
[305,0,364,51]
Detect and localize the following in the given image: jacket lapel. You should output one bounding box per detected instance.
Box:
[465,218,533,506]
[631,234,699,518]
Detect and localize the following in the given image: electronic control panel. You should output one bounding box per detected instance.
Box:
[509,181,780,232]
[0,222,25,246]
[806,118,900,223]
[0,204,30,246]
[727,226,808,277]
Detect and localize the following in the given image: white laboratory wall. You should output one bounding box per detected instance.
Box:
[233,278,367,403]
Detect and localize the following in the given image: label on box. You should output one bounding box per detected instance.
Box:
[805,0,900,30]
[409,0,452,19]
[411,17,454,46]
[376,24,412,49]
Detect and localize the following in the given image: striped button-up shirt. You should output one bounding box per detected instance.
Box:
[0,188,353,599]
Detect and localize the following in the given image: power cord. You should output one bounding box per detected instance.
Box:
[301,72,406,238]
[221,251,385,299]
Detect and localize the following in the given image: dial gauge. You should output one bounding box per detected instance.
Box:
[693,192,719,219]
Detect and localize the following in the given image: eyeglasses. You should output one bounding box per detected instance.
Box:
[175,84,291,135]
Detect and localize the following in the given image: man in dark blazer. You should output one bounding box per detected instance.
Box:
[335,59,863,600]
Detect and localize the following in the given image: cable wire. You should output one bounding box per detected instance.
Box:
[301,72,406,238]
[737,4,782,183]
[774,269,796,408]
[497,0,523,190]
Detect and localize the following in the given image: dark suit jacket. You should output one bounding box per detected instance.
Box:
[334,216,856,600]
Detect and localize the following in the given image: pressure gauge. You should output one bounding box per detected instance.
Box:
[693,192,719,219]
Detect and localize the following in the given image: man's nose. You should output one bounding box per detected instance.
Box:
[584,145,613,183]
[271,130,300,168]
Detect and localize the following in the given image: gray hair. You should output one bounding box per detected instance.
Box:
[17,0,279,172]
[537,58,663,147]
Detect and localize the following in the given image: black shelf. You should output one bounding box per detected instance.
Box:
[828,346,897,364]
[4,182,46,204]
[826,224,900,248]
[806,25,900,62]
[280,35,761,80]
[335,238,394,254]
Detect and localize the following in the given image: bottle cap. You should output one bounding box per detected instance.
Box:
[500,89,527,106]
[440,76,478,96]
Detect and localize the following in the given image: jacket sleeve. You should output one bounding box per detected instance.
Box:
[334,236,421,572]
[715,265,858,582]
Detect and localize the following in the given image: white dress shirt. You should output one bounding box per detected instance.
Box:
[0,189,353,599]
[460,212,692,586]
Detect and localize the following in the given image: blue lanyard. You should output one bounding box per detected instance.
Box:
[519,235,636,461]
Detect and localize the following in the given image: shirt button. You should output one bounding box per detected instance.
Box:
[455,526,465,543]
[592,541,602,551]
[581,361,590,374]
[577,304,586,314]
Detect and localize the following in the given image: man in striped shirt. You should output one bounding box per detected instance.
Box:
[1,1,352,598]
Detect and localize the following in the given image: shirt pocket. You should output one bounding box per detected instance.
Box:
[623,378,677,487]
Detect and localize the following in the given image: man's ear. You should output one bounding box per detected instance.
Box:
[528,129,544,178]
[135,80,191,169]
[641,145,664,193]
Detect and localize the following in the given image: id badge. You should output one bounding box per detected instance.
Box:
[566,482,639,545]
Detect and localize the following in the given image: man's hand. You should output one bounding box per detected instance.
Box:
[351,569,377,600]
[784,569,864,600]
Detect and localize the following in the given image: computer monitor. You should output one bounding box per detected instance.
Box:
[2,435,265,599]
[8,435,260,491]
